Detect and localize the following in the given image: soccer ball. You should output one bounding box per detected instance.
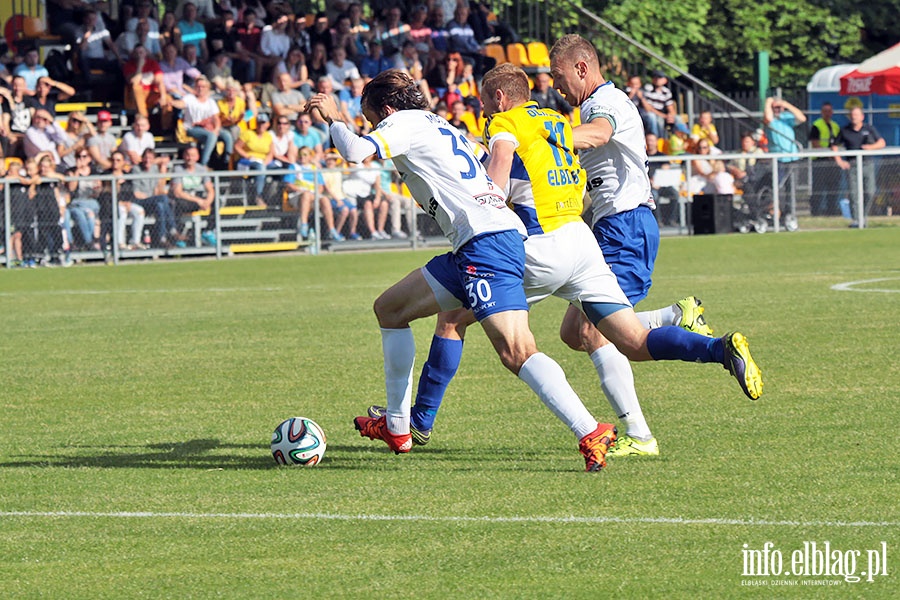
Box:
[271,417,327,466]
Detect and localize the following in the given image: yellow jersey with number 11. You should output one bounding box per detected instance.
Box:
[485,101,586,235]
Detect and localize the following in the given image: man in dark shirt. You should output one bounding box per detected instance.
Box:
[530,70,572,120]
[830,106,886,224]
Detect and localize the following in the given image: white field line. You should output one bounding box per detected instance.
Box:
[0,287,284,297]
[0,511,896,528]
[831,278,900,293]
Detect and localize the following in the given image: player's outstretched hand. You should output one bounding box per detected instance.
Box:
[304,93,341,124]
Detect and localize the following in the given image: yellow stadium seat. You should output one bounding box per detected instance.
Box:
[485,43,507,65]
[526,42,550,67]
[506,43,529,68]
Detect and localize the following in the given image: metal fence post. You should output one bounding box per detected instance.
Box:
[856,154,866,229]
[214,173,222,258]
[3,178,10,267]
[312,173,320,255]
[111,174,119,265]
[770,157,780,234]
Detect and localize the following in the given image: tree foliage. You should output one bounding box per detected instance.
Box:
[524,0,874,91]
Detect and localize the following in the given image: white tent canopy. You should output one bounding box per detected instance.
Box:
[806,64,858,93]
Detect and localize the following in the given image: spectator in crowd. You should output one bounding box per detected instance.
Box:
[59,111,95,171]
[358,38,396,79]
[625,74,651,131]
[346,2,372,48]
[131,147,181,247]
[407,3,437,73]
[376,157,411,239]
[307,13,335,55]
[446,3,495,77]
[176,2,209,64]
[374,6,408,60]
[645,132,679,226]
[66,145,103,250]
[447,99,473,139]
[118,17,162,59]
[159,42,200,99]
[691,110,719,149]
[126,2,162,42]
[808,102,843,216]
[344,154,385,239]
[531,70,571,120]
[271,71,307,122]
[293,145,342,242]
[332,13,361,61]
[662,120,691,156]
[321,150,353,240]
[345,77,370,134]
[234,110,274,207]
[24,109,67,163]
[1,77,36,158]
[831,105,885,225]
[120,114,157,165]
[2,159,35,266]
[76,9,122,83]
[643,70,676,138]
[325,46,360,93]
[240,0,268,23]
[308,76,350,134]
[209,9,254,83]
[218,80,256,144]
[205,51,233,92]
[175,0,216,22]
[305,42,330,87]
[763,96,806,184]
[270,113,300,189]
[274,46,310,94]
[727,132,765,189]
[293,112,325,161]
[177,76,233,166]
[86,110,117,170]
[159,11,180,49]
[104,150,148,250]
[259,14,293,79]
[170,144,216,245]
[31,76,76,118]
[124,45,174,130]
[31,152,71,264]
[14,47,50,92]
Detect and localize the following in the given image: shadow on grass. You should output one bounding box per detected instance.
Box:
[0,439,381,470]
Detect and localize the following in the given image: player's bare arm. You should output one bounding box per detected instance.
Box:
[573,118,613,150]
[486,139,516,192]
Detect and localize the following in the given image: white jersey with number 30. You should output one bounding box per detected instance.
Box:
[578,82,654,223]
[364,110,526,252]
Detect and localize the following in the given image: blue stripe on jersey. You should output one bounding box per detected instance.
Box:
[510,153,529,182]
[513,205,543,235]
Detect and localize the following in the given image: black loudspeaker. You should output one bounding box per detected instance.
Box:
[692,195,733,234]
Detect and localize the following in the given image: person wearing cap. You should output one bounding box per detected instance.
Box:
[642,69,676,138]
[234,111,275,207]
[86,110,118,170]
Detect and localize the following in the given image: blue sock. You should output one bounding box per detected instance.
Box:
[410,336,464,431]
[646,327,724,364]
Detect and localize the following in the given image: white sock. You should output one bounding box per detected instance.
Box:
[381,327,414,435]
[589,344,653,441]
[518,353,597,440]
[635,304,679,329]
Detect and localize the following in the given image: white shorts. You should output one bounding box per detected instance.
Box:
[524,220,631,311]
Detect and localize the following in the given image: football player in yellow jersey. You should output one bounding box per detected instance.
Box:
[369,64,761,461]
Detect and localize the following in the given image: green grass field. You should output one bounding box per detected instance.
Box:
[1,229,897,599]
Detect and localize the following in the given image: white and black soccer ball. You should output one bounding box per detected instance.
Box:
[271,417,327,466]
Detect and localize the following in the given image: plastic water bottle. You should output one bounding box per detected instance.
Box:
[120,110,128,128]
[308,228,318,255]
[143,229,151,246]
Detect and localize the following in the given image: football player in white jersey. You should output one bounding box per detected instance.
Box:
[305,69,618,471]
[549,34,762,456]
[368,64,763,457]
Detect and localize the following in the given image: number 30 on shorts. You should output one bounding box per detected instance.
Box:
[466,278,493,308]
